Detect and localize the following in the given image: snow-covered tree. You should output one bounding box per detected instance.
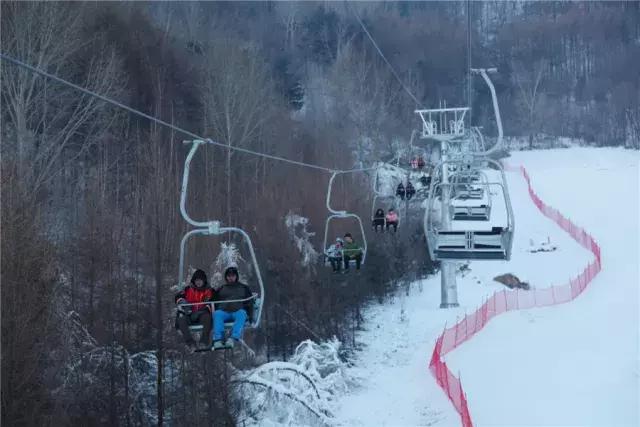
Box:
[285,211,320,269]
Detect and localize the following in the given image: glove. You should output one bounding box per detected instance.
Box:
[176,299,192,315]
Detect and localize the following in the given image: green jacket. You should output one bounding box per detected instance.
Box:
[343,241,363,257]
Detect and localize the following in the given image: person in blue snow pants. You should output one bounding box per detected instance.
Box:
[212,266,254,347]
[214,308,247,341]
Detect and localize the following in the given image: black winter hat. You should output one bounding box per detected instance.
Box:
[190,269,208,286]
[344,232,353,239]
[224,266,239,282]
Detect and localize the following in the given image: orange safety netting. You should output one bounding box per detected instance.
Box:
[429,164,602,427]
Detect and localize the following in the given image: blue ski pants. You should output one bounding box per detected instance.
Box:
[213,309,247,340]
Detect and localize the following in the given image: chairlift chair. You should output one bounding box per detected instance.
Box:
[450,169,487,199]
[177,140,265,341]
[322,171,367,267]
[424,158,514,261]
[370,165,395,222]
[370,164,413,227]
[449,184,492,222]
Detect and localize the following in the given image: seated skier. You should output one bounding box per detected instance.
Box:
[175,269,214,351]
[385,208,399,232]
[396,182,405,200]
[417,156,426,170]
[212,266,254,349]
[325,237,344,272]
[410,157,418,169]
[342,233,363,271]
[405,181,416,200]
[372,208,385,232]
[420,175,429,187]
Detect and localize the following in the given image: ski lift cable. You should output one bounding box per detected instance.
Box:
[467,0,472,125]
[0,52,374,175]
[347,3,424,108]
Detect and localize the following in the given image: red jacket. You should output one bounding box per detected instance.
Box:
[175,285,214,312]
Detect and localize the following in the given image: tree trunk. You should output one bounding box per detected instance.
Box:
[155,222,164,426]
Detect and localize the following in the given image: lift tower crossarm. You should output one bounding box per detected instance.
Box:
[414,107,469,140]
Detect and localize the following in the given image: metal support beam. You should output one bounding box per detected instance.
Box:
[439,139,459,308]
[440,262,459,308]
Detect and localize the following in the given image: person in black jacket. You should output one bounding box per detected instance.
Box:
[372,208,385,232]
[212,266,253,348]
[396,182,405,200]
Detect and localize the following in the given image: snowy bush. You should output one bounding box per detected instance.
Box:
[235,338,354,426]
[54,310,177,426]
[209,242,250,287]
[375,163,406,197]
[214,242,243,271]
[285,211,320,268]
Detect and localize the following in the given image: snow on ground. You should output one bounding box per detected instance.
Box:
[334,147,639,426]
[447,148,640,426]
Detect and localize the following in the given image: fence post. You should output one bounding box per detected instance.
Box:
[454,316,459,347]
[464,310,468,341]
[491,292,496,316]
[441,321,447,355]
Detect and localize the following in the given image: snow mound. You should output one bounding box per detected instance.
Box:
[527,237,557,253]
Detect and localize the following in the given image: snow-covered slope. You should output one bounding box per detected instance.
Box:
[334,147,639,426]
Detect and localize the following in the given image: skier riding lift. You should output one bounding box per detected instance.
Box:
[212,266,254,349]
[325,237,344,273]
[396,182,405,200]
[385,208,399,232]
[175,269,214,351]
[372,208,385,232]
[342,233,363,271]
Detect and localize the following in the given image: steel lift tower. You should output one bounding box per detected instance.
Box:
[415,69,514,309]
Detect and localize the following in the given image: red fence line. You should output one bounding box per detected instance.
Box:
[429,164,602,427]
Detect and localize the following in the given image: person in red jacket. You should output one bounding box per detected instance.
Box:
[175,269,214,350]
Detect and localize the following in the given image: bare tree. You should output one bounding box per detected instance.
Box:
[625,108,640,149]
[1,2,122,199]
[201,39,275,227]
[1,3,122,424]
[512,59,547,149]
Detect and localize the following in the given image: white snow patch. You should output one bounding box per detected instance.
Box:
[334,147,639,426]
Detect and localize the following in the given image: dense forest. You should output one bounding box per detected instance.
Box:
[1,1,638,425]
